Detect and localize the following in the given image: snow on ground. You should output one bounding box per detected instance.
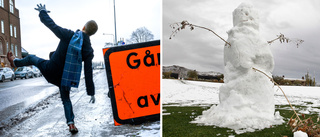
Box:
[294,130,308,137]
[162,79,220,106]
[275,86,320,107]
[163,79,320,115]
[163,79,320,134]
[1,70,160,137]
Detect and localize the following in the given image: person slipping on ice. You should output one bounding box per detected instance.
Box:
[7,4,97,134]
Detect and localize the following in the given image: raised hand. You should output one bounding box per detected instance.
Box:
[34,3,50,13]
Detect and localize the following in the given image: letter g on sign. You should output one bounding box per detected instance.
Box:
[126,52,140,69]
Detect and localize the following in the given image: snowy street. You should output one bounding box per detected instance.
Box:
[0,70,160,137]
[0,77,57,125]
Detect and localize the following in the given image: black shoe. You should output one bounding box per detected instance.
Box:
[68,124,78,134]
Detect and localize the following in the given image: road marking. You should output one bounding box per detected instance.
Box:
[0,85,20,92]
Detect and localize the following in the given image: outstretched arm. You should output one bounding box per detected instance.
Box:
[84,56,95,96]
[35,4,73,40]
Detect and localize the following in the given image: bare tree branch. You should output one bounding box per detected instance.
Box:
[169,20,231,47]
[267,33,304,48]
[170,20,304,48]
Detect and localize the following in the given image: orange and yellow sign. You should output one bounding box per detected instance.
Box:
[103,40,160,125]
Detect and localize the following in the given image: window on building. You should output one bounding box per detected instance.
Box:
[10,0,14,13]
[11,44,13,53]
[1,20,4,34]
[10,24,12,36]
[6,42,8,52]
[0,0,4,8]
[14,26,16,38]
[15,45,18,56]
[0,39,3,55]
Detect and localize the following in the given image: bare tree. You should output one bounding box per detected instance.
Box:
[128,27,154,43]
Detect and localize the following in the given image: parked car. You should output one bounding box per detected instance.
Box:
[0,67,15,82]
[14,66,33,79]
[31,66,42,77]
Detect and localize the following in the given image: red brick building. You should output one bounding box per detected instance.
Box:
[0,0,21,68]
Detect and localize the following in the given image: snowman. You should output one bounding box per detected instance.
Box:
[193,2,282,130]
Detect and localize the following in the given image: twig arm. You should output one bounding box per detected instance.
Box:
[252,67,301,122]
[169,20,231,46]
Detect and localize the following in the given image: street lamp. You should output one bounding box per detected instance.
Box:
[103,33,115,47]
[113,0,117,46]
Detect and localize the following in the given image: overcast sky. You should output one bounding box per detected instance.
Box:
[163,0,320,82]
[16,0,160,62]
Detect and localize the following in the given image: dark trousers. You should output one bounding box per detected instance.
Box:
[14,55,75,125]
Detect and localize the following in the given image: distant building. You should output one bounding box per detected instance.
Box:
[163,65,223,81]
[0,0,22,68]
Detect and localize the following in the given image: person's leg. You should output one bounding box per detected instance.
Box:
[60,86,78,134]
[59,86,75,125]
[13,55,43,67]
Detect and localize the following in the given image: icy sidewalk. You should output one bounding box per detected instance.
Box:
[2,70,160,137]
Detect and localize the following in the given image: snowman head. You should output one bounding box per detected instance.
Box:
[232,2,259,29]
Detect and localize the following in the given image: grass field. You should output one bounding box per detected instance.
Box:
[162,105,319,137]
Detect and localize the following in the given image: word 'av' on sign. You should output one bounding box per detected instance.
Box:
[103,40,160,126]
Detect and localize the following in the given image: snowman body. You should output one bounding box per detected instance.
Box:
[193,3,279,130]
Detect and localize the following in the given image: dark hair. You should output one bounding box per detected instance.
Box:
[84,20,98,36]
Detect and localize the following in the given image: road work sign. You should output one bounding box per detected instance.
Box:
[103,40,160,126]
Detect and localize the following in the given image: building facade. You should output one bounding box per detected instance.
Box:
[0,0,21,68]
